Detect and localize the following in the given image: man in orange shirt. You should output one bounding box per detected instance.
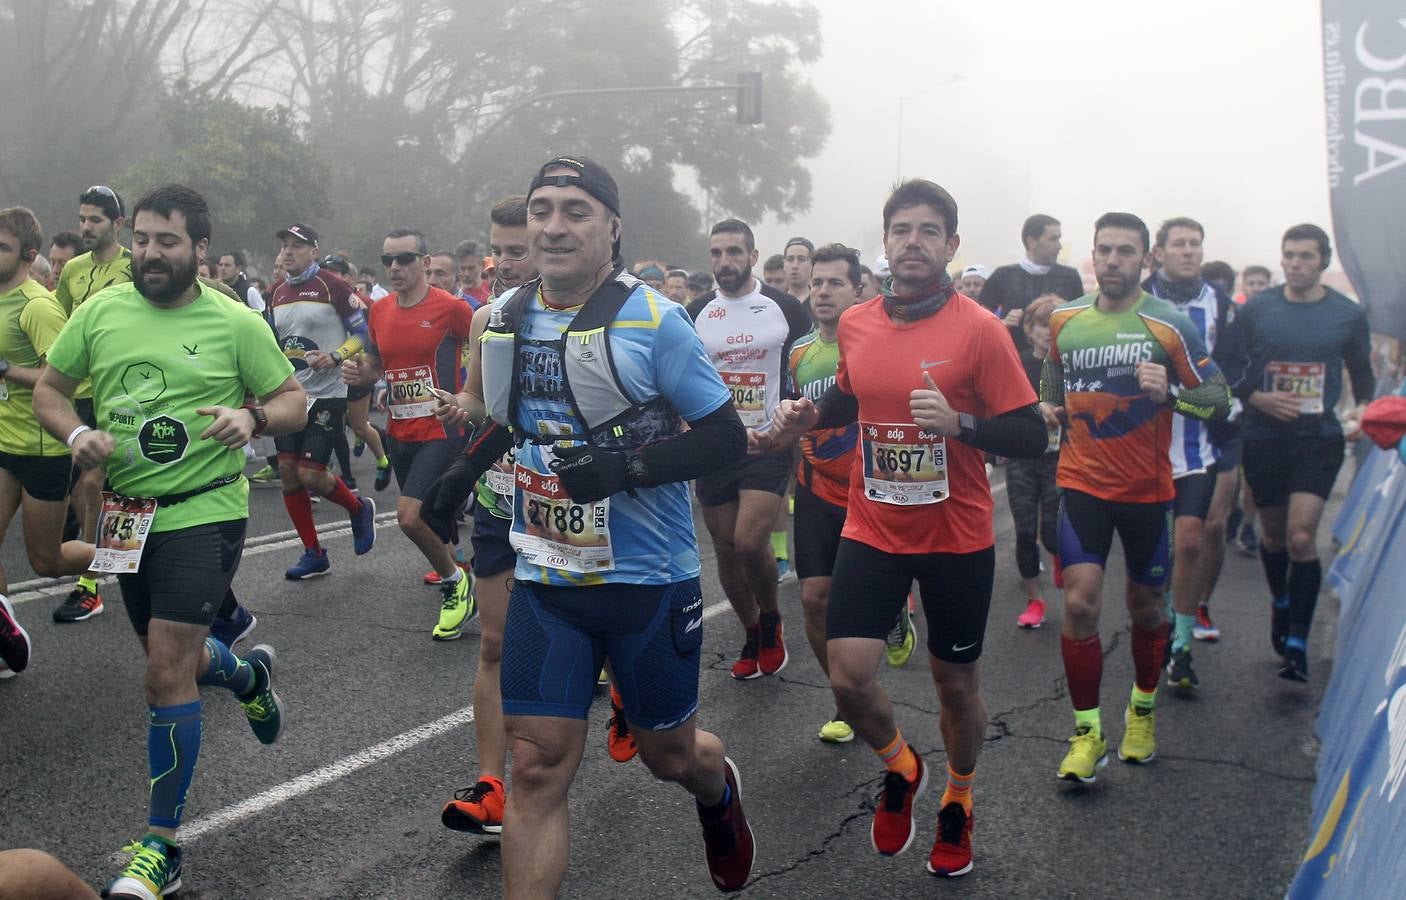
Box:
[769,180,1045,878]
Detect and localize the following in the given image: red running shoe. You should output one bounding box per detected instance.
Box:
[0,594,31,673]
[731,627,761,680]
[698,757,755,892]
[926,802,973,877]
[442,776,506,834]
[607,686,638,762]
[1017,598,1046,629]
[871,754,927,856]
[757,614,788,675]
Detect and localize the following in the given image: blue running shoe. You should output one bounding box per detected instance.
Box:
[776,559,796,585]
[285,547,330,580]
[353,435,366,457]
[210,604,257,648]
[351,496,377,556]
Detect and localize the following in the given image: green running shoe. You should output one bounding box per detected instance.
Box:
[104,834,182,899]
[1057,728,1108,783]
[239,644,285,745]
[432,572,475,641]
[1119,705,1157,764]
[885,602,916,668]
[818,719,854,743]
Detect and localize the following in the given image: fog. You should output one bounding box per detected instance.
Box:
[748,0,1330,279]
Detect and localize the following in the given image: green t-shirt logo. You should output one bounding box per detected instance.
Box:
[122,361,168,404]
[139,415,188,465]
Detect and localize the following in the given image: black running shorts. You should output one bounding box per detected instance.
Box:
[117,519,247,634]
[694,450,792,507]
[0,452,72,503]
[827,539,994,664]
[793,480,847,580]
[275,398,348,468]
[1242,436,1344,507]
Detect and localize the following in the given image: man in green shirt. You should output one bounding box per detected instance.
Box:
[0,207,95,677]
[52,186,132,624]
[35,184,308,900]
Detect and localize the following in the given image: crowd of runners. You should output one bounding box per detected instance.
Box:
[0,158,1373,897]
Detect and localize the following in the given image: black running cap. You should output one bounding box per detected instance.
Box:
[276,223,319,245]
[529,156,620,216]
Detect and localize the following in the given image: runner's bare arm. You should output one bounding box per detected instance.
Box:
[33,365,114,468]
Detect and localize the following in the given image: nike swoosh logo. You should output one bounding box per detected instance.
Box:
[952,640,979,653]
[684,617,702,633]
[921,359,950,368]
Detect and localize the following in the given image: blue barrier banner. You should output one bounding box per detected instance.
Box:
[1290,446,1406,897]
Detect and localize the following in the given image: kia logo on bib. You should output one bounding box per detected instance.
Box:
[548,555,569,567]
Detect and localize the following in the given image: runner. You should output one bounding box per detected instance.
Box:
[979,213,1085,352]
[688,219,811,680]
[1006,294,1066,629]
[1227,223,1372,681]
[270,224,378,579]
[421,154,755,894]
[34,184,303,898]
[341,227,475,640]
[1041,213,1230,783]
[320,254,390,492]
[783,236,815,307]
[1144,217,1245,685]
[51,186,131,625]
[768,179,1046,877]
[0,208,94,631]
[437,194,539,836]
[784,243,863,742]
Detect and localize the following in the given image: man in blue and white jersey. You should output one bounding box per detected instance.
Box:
[420,155,756,896]
[1145,217,1246,689]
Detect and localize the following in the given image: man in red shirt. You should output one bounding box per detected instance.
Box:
[769,180,1045,879]
[342,228,476,640]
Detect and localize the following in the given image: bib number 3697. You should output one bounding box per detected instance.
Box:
[860,422,949,505]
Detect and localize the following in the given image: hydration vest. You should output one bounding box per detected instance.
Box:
[481,266,683,450]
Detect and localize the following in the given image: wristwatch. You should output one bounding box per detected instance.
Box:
[957,412,977,442]
[0,359,10,379]
[330,350,344,365]
[245,404,269,437]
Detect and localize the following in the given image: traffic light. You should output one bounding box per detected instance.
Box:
[737,72,763,125]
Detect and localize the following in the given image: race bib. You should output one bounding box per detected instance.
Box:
[1046,423,1062,454]
[510,463,613,573]
[860,422,949,505]
[1266,361,1325,414]
[385,365,438,420]
[722,372,768,428]
[91,493,157,574]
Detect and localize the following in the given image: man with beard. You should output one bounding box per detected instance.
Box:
[341,228,476,639]
[269,223,378,580]
[1042,213,1229,783]
[438,194,540,835]
[51,186,131,624]
[0,208,95,646]
[34,184,306,899]
[689,219,811,680]
[768,181,1045,877]
[419,155,754,894]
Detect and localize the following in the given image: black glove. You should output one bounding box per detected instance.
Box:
[420,454,478,542]
[548,444,640,503]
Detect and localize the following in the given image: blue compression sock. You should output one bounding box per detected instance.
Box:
[196,636,256,697]
[147,700,203,829]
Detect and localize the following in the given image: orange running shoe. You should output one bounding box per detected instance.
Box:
[607,686,638,762]
[442,776,506,834]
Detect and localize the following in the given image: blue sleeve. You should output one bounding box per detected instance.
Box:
[342,308,369,342]
[653,304,732,422]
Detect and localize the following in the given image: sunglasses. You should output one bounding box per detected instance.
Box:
[83,185,123,217]
[381,252,423,268]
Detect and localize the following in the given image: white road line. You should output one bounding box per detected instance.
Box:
[7,512,398,607]
[179,704,476,844]
[175,601,730,842]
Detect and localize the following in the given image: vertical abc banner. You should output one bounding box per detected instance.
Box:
[1322,5,1406,341]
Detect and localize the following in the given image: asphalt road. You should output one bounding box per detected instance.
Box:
[0,453,1338,899]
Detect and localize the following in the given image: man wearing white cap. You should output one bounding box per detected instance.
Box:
[958,265,988,302]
